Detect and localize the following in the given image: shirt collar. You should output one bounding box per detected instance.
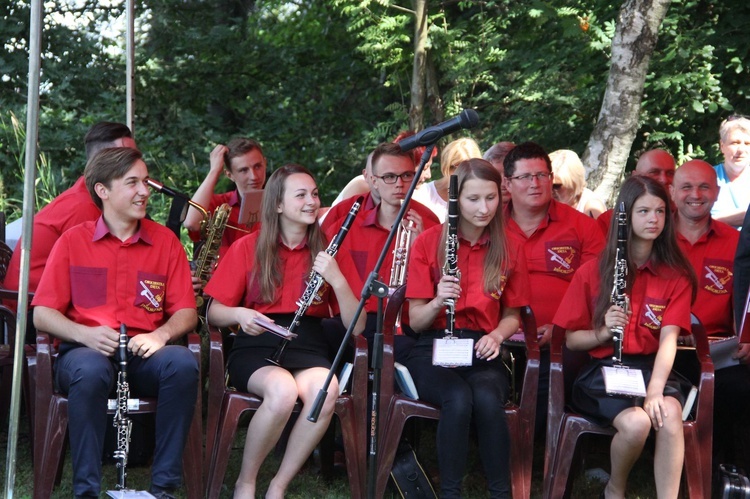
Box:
[92,215,153,245]
[277,234,310,251]
[228,189,241,207]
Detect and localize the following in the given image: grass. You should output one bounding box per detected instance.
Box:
[0,412,661,498]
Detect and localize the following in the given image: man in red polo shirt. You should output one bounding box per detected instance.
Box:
[3,122,136,295]
[183,137,267,257]
[670,159,750,475]
[503,141,605,435]
[322,142,440,362]
[32,148,198,499]
[597,148,676,235]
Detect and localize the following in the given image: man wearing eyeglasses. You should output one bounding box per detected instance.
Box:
[503,141,605,435]
[712,115,750,229]
[321,142,440,362]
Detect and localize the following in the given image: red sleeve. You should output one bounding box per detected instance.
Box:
[661,274,693,333]
[204,233,256,307]
[502,244,531,309]
[405,227,440,301]
[553,259,599,331]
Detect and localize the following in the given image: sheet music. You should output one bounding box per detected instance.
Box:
[432,338,474,367]
[709,335,741,370]
[601,365,647,397]
[252,317,298,339]
[106,491,155,498]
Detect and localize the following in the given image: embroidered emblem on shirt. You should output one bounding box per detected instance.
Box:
[640,298,667,331]
[488,274,508,301]
[545,241,581,275]
[134,276,165,313]
[701,258,733,295]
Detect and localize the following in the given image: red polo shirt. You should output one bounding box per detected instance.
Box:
[677,219,739,336]
[31,217,195,337]
[504,199,605,327]
[406,224,530,333]
[553,258,692,358]
[4,177,100,293]
[204,231,335,317]
[323,192,440,314]
[188,190,260,257]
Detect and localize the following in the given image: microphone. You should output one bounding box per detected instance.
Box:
[146,178,189,200]
[398,109,480,152]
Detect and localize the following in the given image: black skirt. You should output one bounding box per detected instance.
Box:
[227,314,331,391]
[571,354,693,427]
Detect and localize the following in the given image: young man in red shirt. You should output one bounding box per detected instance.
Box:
[3,122,136,295]
[322,142,440,361]
[183,137,267,257]
[32,148,198,499]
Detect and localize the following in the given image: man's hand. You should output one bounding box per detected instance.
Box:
[537,324,552,347]
[735,342,750,364]
[81,326,120,356]
[128,330,170,358]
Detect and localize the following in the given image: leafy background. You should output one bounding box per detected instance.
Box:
[2,0,749,225]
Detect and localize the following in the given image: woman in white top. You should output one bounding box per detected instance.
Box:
[549,149,607,218]
[416,137,482,222]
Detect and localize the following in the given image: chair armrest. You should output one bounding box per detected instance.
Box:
[689,316,714,425]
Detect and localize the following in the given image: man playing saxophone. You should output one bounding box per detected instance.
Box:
[184,137,267,258]
[32,148,199,499]
[320,142,441,362]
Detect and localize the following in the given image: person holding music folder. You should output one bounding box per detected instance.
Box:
[404,159,530,498]
[670,160,750,476]
[322,142,440,362]
[184,137,267,257]
[204,164,365,499]
[31,148,199,499]
[553,176,697,499]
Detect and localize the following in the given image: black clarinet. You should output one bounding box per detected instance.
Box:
[443,175,461,337]
[611,202,629,364]
[265,196,364,365]
[113,324,133,490]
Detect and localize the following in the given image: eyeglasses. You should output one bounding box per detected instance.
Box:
[508,172,553,184]
[373,171,416,184]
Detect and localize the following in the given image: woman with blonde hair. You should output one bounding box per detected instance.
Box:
[416,137,482,222]
[549,149,607,218]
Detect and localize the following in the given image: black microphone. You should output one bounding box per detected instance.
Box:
[146,178,189,200]
[398,109,480,152]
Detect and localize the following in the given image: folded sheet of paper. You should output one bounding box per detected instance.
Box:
[709,335,741,370]
[106,491,155,498]
[432,338,474,367]
[601,365,647,397]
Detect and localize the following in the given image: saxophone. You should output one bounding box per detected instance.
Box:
[193,203,231,307]
[113,324,133,491]
[145,178,242,307]
[443,175,461,338]
[611,201,629,364]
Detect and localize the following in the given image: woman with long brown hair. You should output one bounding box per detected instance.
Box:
[554,175,696,499]
[205,164,365,498]
[406,158,530,498]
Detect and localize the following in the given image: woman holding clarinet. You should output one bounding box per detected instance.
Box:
[553,175,696,499]
[205,164,365,498]
[405,159,530,498]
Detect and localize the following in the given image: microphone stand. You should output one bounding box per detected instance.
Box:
[307,144,435,499]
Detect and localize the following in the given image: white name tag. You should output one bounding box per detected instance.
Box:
[601,365,647,398]
[432,338,474,367]
[107,398,141,411]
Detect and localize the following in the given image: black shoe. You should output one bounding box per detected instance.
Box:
[149,487,176,499]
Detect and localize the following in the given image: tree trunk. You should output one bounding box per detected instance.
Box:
[425,55,444,125]
[582,0,672,206]
[409,0,428,131]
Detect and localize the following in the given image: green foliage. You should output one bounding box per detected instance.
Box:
[2,0,750,226]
